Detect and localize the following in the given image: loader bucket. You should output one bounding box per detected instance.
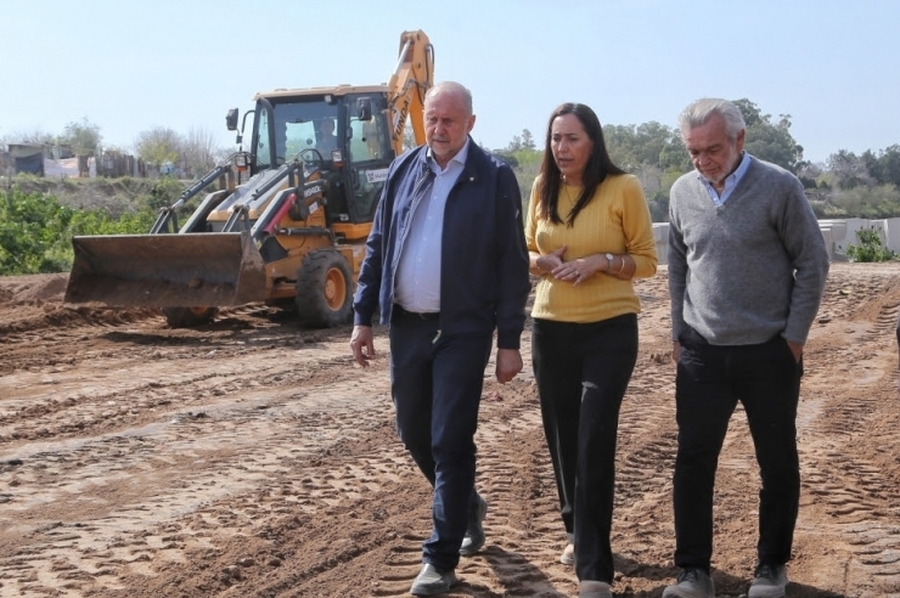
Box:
[65,232,269,308]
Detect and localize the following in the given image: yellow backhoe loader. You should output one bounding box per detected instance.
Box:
[65,30,434,328]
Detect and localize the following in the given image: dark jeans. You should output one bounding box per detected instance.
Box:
[389,308,492,571]
[532,314,638,583]
[673,326,803,571]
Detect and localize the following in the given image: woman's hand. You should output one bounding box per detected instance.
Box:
[552,254,599,286]
[533,246,567,275]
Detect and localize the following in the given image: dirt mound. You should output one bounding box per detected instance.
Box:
[0,273,160,338]
[0,272,68,304]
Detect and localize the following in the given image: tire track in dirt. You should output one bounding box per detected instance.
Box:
[3,266,900,597]
[456,377,573,596]
[790,267,900,596]
[0,309,348,442]
[1,316,405,597]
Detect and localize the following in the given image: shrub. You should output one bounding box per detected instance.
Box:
[0,188,76,274]
[0,187,156,275]
[846,228,897,262]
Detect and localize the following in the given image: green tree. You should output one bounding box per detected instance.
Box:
[60,118,103,156]
[603,124,640,171]
[504,129,536,152]
[521,129,535,150]
[633,122,681,167]
[135,126,183,170]
[604,122,688,174]
[733,98,804,172]
[861,149,882,183]
[881,145,900,186]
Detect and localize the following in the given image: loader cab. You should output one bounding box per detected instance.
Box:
[251,97,339,169]
[247,87,396,228]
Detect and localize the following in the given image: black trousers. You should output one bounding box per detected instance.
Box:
[673,326,802,571]
[389,308,492,571]
[532,314,638,583]
[896,314,900,366]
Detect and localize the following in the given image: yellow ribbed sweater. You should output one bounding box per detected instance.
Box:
[525,173,658,323]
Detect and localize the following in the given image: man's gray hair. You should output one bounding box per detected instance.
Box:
[425,81,473,116]
[678,98,746,142]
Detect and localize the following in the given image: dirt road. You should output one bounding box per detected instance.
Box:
[1,264,898,598]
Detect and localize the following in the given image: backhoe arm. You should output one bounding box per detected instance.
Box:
[386,30,435,154]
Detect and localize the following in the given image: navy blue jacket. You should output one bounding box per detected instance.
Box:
[352,139,530,349]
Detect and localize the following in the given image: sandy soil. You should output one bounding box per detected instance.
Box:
[1,263,899,598]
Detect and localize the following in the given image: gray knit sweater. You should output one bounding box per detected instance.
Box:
[668,155,829,346]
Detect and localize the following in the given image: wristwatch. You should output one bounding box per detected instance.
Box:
[605,253,615,272]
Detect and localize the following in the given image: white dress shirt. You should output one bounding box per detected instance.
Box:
[394,141,470,312]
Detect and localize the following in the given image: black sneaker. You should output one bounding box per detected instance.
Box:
[410,563,458,596]
[458,494,487,556]
[662,567,716,598]
[749,564,788,598]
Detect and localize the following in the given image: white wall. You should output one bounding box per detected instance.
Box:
[652,218,900,265]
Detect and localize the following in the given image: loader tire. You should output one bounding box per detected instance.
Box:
[295,250,353,328]
[163,306,218,328]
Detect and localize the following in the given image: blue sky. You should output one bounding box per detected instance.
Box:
[2,0,897,165]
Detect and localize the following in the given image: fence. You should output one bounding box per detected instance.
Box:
[0,147,147,179]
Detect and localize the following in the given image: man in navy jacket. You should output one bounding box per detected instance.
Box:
[350,81,530,596]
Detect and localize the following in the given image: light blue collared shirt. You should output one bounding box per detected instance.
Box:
[394,140,470,312]
[698,151,751,206]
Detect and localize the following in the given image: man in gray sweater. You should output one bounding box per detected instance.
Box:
[664,98,829,598]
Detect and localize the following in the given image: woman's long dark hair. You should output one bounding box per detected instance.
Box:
[538,103,625,226]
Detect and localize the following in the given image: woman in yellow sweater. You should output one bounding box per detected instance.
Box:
[526,103,658,598]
